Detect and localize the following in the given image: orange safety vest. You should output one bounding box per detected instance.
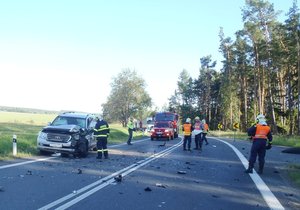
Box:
[203,123,209,133]
[254,124,270,139]
[183,123,192,136]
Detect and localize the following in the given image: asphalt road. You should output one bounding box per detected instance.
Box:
[0,136,299,210]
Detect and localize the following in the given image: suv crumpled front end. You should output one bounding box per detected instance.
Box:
[37,124,82,154]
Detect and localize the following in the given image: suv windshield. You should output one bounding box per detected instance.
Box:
[51,116,86,128]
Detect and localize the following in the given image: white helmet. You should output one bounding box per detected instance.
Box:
[195,116,200,120]
[201,119,206,124]
[186,118,191,123]
[256,114,266,125]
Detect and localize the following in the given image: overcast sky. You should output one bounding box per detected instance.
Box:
[0,0,296,113]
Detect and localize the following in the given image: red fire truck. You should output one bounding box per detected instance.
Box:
[154,112,179,138]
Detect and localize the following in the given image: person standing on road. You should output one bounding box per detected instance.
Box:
[127,117,134,145]
[201,119,209,145]
[193,116,202,151]
[182,118,193,151]
[94,116,110,159]
[245,114,272,174]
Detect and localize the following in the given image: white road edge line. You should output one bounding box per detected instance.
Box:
[38,140,182,210]
[210,137,285,210]
[0,157,56,170]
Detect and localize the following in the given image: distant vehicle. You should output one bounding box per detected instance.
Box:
[150,121,175,140]
[154,112,179,138]
[37,112,97,158]
[146,118,155,132]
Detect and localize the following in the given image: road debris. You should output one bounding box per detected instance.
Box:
[144,187,152,192]
[114,174,122,182]
[177,171,187,174]
[212,194,220,198]
[77,169,82,174]
[155,183,167,188]
[26,170,32,175]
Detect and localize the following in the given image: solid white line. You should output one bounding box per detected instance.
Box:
[41,141,182,210]
[210,137,285,210]
[0,157,56,170]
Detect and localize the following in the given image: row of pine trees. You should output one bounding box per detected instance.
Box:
[169,0,300,135]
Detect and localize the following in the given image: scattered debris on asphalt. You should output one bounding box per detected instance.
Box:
[26,170,32,175]
[114,174,122,182]
[212,194,220,198]
[144,187,152,192]
[284,193,294,197]
[177,171,187,174]
[155,183,167,188]
[77,169,82,174]
[158,142,166,147]
[273,170,279,174]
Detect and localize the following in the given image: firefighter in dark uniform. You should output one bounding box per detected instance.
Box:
[94,116,110,159]
[245,114,272,174]
[182,118,193,151]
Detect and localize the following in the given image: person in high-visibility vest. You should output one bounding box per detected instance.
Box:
[245,114,272,174]
[201,119,209,145]
[94,116,110,159]
[127,117,134,145]
[182,118,193,151]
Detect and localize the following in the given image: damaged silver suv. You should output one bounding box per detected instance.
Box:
[37,112,97,157]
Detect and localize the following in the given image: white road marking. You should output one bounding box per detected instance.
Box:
[211,137,285,210]
[0,157,56,170]
[38,140,182,210]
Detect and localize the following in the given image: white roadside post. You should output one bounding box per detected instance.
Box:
[12,134,17,156]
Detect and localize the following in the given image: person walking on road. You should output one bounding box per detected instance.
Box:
[193,116,203,151]
[94,116,110,159]
[201,119,209,145]
[245,114,272,174]
[182,118,193,151]
[127,117,134,145]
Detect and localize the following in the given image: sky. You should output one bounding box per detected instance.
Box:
[0,0,297,113]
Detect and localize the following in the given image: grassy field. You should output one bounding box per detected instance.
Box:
[0,112,145,160]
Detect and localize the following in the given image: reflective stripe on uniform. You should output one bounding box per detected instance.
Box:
[97,149,108,152]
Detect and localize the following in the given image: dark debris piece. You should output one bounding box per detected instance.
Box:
[114,174,123,182]
[77,169,82,174]
[144,187,152,192]
[26,170,32,175]
[212,194,220,198]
